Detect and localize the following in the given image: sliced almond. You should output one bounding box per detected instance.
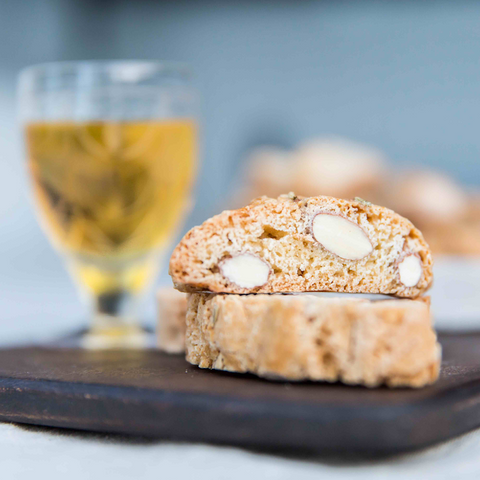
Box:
[398,254,422,287]
[311,213,373,260]
[219,254,271,289]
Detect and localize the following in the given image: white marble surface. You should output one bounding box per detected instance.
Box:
[430,257,480,330]
[2,422,480,480]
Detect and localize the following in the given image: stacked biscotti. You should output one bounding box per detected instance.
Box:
[168,194,441,388]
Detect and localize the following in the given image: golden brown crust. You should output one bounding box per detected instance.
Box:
[170,195,433,298]
[186,293,441,388]
[157,288,187,354]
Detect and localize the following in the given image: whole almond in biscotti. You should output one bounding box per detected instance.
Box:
[169,194,433,298]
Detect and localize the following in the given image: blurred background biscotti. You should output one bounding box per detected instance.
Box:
[240,138,386,202]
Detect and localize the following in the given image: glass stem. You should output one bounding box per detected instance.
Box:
[95,290,139,325]
[67,254,159,349]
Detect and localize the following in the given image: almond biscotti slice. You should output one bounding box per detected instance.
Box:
[157,287,187,354]
[170,194,433,298]
[186,293,440,388]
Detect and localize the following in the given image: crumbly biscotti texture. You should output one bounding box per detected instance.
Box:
[170,194,433,298]
[186,293,441,388]
[157,287,187,353]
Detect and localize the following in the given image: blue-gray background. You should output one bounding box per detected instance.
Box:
[0,0,479,340]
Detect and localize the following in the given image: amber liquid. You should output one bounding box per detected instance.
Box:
[26,120,196,305]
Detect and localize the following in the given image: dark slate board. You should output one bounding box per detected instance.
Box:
[0,332,479,454]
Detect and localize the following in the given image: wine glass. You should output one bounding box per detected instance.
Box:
[18,61,197,348]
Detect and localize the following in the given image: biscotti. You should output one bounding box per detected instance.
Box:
[157,287,187,354]
[242,138,385,202]
[170,194,433,298]
[186,293,440,388]
[384,170,480,255]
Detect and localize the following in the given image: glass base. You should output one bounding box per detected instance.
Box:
[51,320,155,350]
[80,323,152,350]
